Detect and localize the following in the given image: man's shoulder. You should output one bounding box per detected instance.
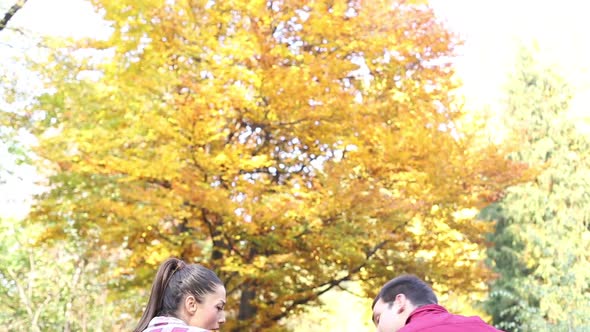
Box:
[402,307,503,332]
[443,313,504,331]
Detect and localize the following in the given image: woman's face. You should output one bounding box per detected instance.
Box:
[188,284,227,331]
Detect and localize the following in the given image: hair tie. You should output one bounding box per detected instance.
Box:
[164,260,185,293]
[171,261,185,276]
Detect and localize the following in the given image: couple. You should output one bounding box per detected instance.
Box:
[134,258,503,332]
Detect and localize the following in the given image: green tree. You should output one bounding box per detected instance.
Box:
[0,217,147,331]
[483,46,590,331]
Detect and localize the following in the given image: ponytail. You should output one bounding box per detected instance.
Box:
[133,258,184,332]
[134,257,222,332]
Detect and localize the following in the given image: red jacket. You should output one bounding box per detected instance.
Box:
[399,304,504,332]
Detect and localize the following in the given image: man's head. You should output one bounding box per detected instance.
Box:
[371,275,438,332]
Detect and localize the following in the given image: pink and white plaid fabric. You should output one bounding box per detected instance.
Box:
[142,316,211,332]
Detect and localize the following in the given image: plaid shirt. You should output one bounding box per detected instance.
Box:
[142,316,211,332]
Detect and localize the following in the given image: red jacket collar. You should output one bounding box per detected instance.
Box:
[406,304,448,324]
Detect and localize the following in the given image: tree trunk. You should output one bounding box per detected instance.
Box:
[230,282,257,332]
[238,283,257,321]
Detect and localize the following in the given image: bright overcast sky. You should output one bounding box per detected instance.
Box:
[431,0,590,111]
[1,0,590,218]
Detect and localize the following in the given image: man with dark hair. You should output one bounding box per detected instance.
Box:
[371,275,503,332]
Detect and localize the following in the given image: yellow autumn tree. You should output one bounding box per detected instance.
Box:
[24,0,524,330]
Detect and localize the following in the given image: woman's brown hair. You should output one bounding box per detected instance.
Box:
[133,258,223,332]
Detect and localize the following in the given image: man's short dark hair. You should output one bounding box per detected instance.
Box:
[372,275,438,309]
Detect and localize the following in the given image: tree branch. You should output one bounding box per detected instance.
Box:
[0,0,28,32]
[266,219,411,323]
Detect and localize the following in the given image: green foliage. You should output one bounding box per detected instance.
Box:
[0,218,142,331]
[483,46,590,331]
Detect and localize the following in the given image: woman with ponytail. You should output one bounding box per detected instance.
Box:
[133,258,226,332]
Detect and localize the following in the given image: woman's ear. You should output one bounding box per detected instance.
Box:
[184,295,198,315]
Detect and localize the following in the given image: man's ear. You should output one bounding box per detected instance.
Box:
[394,294,408,314]
[184,295,198,315]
